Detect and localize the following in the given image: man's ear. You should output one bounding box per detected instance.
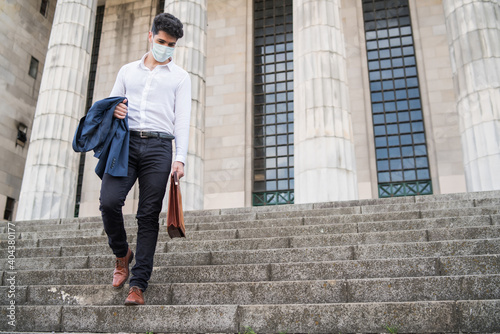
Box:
[148,31,153,44]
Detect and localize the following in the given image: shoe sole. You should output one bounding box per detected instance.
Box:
[124,301,144,306]
[112,251,134,289]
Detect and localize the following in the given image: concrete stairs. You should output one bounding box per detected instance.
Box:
[1,191,499,333]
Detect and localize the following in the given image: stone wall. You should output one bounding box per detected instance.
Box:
[204,0,252,209]
[0,0,55,219]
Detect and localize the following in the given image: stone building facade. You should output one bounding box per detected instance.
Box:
[1,0,498,220]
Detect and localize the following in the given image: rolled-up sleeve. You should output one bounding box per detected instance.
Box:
[173,73,192,164]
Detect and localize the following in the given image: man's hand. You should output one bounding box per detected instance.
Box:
[172,161,185,179]
[114,99,128,119]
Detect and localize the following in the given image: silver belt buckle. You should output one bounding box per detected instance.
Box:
[139,131,148,138]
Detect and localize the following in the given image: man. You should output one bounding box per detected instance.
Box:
[100,13,191,306]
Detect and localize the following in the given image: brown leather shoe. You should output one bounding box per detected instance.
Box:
[112,248,133,288]
[124,286,144,306]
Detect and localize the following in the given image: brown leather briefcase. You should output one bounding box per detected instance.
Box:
[166,171,186,238]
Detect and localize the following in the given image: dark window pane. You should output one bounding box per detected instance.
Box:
[373,114,385,125]
[391,171,403,181]
[277,146,288,156]
[254,159,265,169]
[404,56,415,66]
[379,49,391,58]
[403,158,415,169]
[374,125,386,136]
[397,100,408,111]
[372,92,383,102]
[402,146,414,157]
[29,57,39,79]
[398,111,410,122]
[400,134,412,144]
[395,89,407,100]
[267,181,277,191]
[373,103,384,113]
[379,172,391,182]
[389,147,401,158]
[371,82,382,91]
[266,170,276,180]
[369,61,380,70]
[277,157,288,167]
[377,148,388,159]
[413,133,425,144]
[378,160,389,171]
[376,137,388,148]
[266,136,276,146]
[385,102,396,112]
[368,50,379,60]
[278,180,288,190]
[370,71,381,80]
[390,159,402,170]
[384,91,395,101]
[382,80,394,90]
[416,157,429,168]
[408,88,420,98]
[411,110,423,120]
[392,58,403,67]
[417,169,430,180]
[404,170,416,181]
[278,168,288,179]
[387,124,398,135]
[388,136,400,146]
[412,121,424,132]
[255,181,266,192]
[386,113,397,123]
[391,48,402,57]
[414,145,427,156]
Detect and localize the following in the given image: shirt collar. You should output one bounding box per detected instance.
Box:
[139,53,174,71]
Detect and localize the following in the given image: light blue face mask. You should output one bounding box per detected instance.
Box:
[152,42,174,63]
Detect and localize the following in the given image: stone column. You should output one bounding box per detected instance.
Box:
[16,0,97,220]
[293,0,358,203]
[442,0,500,191]
[164,0,207,210]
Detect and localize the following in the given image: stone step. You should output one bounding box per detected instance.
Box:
[2,238,499,271]
[4,255,499,286]
[6,216,489,248]
[2,275,498,306]
[4,214,495,244]
[4,213,490,249]
[7,223,500,260]
[4,207,500,242]
[166,226,500,253]
[12,243,164,258]
[4,199,499,234]
[2,300,499,333]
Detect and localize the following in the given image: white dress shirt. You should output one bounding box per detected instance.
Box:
[110,53,191,164]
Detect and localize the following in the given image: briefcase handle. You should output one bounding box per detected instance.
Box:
[173,171,179,185]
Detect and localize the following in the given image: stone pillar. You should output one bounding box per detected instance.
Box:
[442,0,500,191]
[165,0,206,210]
[293,0,358,203]
[16,0,97,220]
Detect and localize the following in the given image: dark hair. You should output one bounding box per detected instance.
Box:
[151,13,184,39]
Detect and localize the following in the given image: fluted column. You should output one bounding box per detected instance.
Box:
[442,0,500,191]
[165,0,206,210]
[16,0,97,220]
[293,0,358,203]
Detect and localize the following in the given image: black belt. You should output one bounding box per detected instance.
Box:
[130,131,175,139]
